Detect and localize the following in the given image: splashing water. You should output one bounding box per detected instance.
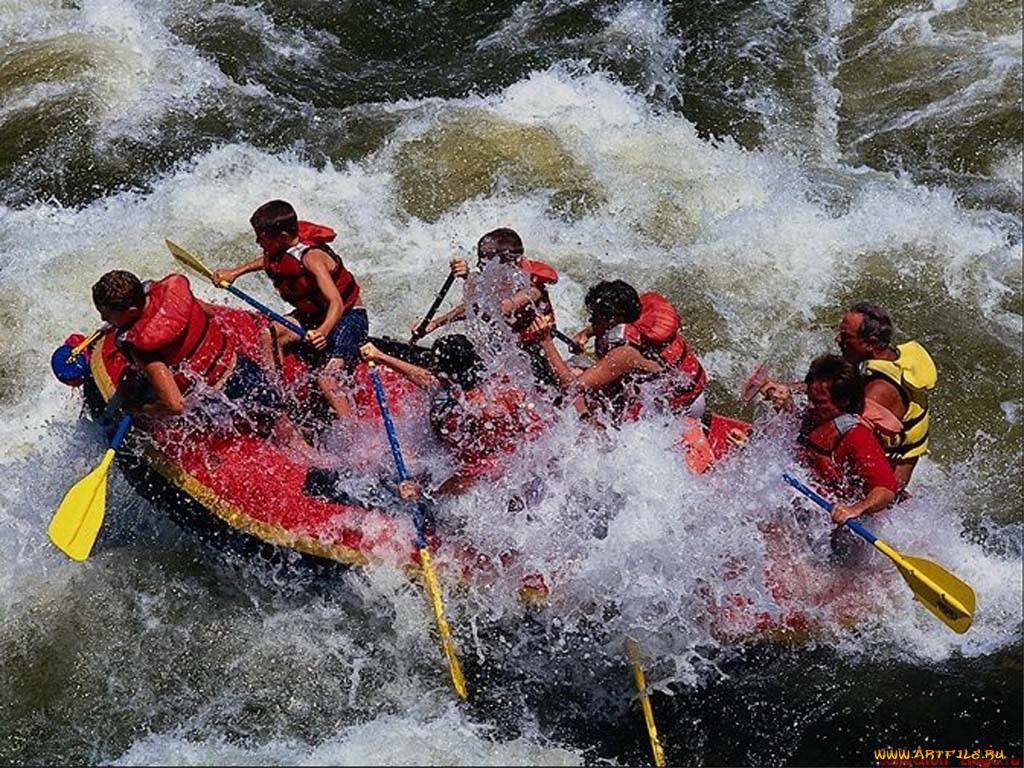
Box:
[1,0,1020,764]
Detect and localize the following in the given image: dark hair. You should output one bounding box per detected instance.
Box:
[850,301,894,347]
[585,279,642,324]
[805,354,865,415]
[92,270,145,310]
[477,228,524,263]
[250,199,298,236]
[431,334,484,390]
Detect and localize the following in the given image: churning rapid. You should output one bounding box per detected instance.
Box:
[1,0,1021,765]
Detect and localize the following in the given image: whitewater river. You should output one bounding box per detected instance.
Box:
[1,0,1021,764]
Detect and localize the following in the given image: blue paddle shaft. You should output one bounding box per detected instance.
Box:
[111,414,132,449]
[366,365,432,547]
[845,518,876,544]
[224,284,306,338]
[367,367,410,480]
[781,473,877,545]
[782,473,833,511]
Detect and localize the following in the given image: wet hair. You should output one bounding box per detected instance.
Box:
[250,199,298,237]
[849,301,894,347]
[585,279,642,324]
[805,354,865,415]
[92,270,145,311]
[430,334,484,390]
[477,228,524,263]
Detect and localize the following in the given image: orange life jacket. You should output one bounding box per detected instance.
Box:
[597,292,707,413]
[120,274,236,392]
[263,220,361,321]
[677,413,753,474]
[509,258,558,343]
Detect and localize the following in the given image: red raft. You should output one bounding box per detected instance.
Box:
[75,304,775,611]
[85,306,435,571]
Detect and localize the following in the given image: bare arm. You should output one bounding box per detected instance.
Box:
[499,286,542,316]
[430,302,467,330]
[573,324,594,348]
[137,359,186,416]
[575,346,655,391]
[538,330,653,391]
[212,256,264,286]
[304,249,344,336]
[537,332,578,387]
[832,485,896,524]
[362,343,439,391]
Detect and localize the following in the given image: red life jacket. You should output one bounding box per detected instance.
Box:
[430,384,543,478]
[597,292,707,413]
[120,274,236,393]
[263,220,361,321]
[509,258,558,343]
[799,402,902,488]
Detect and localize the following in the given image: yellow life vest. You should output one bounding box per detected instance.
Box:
[862,341,937,460]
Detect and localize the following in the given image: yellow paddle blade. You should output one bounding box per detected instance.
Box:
[165,239,215,281]
[625,637,666,767]
[418,547,468,699]
[48,450,115,562]
[67,327,104,363]
[894,553,976,634]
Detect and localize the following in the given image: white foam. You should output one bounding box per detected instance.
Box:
[111,705,584,766]
[0,62,1019,681]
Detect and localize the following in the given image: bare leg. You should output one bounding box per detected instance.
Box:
[271,413,332,466]
[260,319,302,377]
[318,357,354,419]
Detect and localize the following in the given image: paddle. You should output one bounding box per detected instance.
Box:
[782,473,975,634]
[48,414,132,561]
[361,347,468,699]
[66,326,107,363]
[408,268,585,356]
[164,239,307,338]
[625,637,666,767]
[410,272,457,343]
[552,327,587,356]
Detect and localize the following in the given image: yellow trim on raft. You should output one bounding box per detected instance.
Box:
[89,342,369,567]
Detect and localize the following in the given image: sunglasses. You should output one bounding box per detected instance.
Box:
[476,249,523,269]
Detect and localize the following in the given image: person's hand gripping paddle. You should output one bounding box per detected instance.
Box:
[783,473,975,634]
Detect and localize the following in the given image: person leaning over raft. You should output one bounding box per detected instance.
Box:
[531,279,707,423]
[761,302,937,490]
[796,354,900,526]
[91,269,315,458]
[361,335,544,496]
[211,199,369,419]
[413,227,561,386]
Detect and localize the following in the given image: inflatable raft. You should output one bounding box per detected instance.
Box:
[57,304,862,637]
[77,306,440,572]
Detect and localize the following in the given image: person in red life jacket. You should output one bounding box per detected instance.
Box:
[91,270,314,456]
[412,228,560,385]
[798,354,898,526]
[760,302,936,490]
[211,199,368,419]
[531,279,708,424]
[361,334,544,496]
